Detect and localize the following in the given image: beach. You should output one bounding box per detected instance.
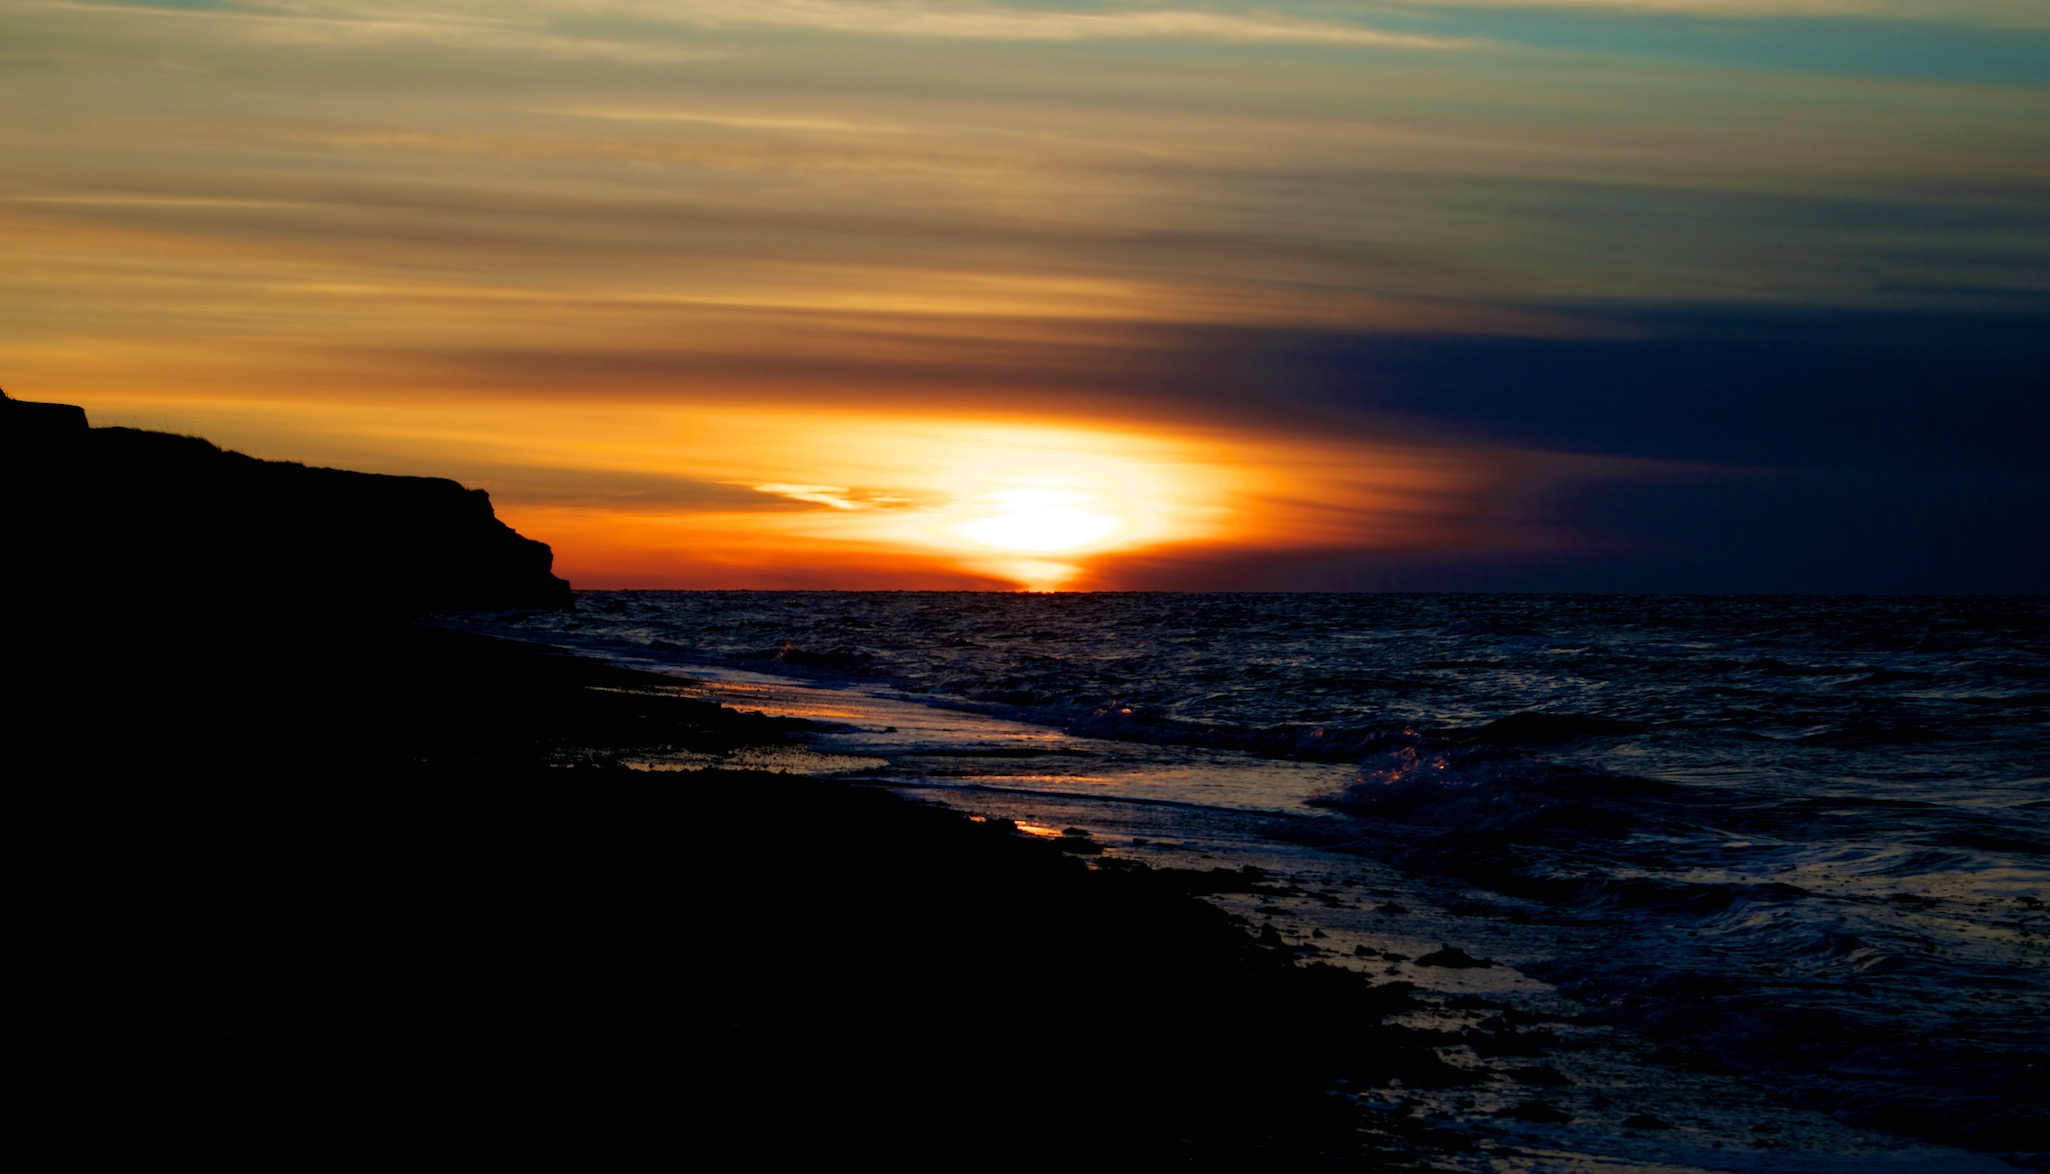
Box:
[20,595,2044,1168]
[11,0,2046,1161]
[19,620,1478,1163]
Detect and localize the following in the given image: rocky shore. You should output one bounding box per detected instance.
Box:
[22,619,1512,1162]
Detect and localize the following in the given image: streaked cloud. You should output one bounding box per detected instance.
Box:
[625,1,1464,46]
[54,0,1463,48]
[754,484,919,511]
[552,109,912,135]
[1388,1,2050,29]
[7,0,2045,588]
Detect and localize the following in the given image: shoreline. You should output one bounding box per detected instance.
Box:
[20,619,1477,1161]
[25,617,2040,1166]
[454,617,2044,1170]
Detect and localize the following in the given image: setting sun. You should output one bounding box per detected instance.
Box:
[761,416,1230,589]
[948,482,1129,555]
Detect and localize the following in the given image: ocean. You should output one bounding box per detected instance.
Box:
[460,592,2047,1169]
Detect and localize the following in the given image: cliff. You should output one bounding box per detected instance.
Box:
[2,390,572,616]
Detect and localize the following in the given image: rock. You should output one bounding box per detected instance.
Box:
[2,392,571,616]
[1499,1100,1572,1124]
[1414,945,1499,969]
[0,389,88,440]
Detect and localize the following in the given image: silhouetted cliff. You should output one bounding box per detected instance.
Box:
[3,390,572,617]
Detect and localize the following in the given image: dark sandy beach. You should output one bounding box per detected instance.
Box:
[21,619,1505,1163]
[23,610,2046,1168]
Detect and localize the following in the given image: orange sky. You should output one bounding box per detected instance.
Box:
[499,412,1526,590]
[7,2,2043,590]
[60,387,1559,589]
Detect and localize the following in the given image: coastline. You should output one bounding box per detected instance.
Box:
[22,619,1475,1161]
[436,610,2047,1170]
[25,616,2040,1167]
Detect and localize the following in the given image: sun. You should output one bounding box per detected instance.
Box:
[949,486,1126,554]
[658,412,1245,589]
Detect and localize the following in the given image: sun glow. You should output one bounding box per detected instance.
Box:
[76,394,1499,591]
[948,483,1128,554]
[721,414,1239,588]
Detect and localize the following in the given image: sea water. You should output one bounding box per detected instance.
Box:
[465,592,2047,1166]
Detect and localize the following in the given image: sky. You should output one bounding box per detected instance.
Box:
[4,0,2046,591]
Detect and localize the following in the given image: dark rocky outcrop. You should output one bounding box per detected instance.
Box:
[2,390,570,616]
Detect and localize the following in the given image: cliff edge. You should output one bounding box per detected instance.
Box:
[2,390,572,616]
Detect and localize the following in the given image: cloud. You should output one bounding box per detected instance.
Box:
[50,0,1463,49]
[9,0,2047,591]
[753,483,918,510]
[37,0,727,62]
[629,1,1463,46]
[1384,0,2050,29]
[550,109,911,135]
